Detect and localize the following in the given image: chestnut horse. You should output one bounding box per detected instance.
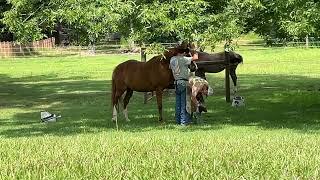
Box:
[111,43,195,122]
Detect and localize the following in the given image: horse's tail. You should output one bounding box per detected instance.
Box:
[238,54,243,64]
[235,53,243,64]
[231,52,243,64]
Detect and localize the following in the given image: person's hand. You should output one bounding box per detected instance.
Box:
[192,53,199,61]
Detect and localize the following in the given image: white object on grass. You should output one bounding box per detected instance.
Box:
[232,96,245,107]
[41,111,61,122]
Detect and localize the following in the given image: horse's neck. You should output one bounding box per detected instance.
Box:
[164,50,175,58]
[147,50,175,63]
[146,55,168,66]
[147,55,161,63]
[159,49,175,61]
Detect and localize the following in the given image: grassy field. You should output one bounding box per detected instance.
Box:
[0,48,320,179]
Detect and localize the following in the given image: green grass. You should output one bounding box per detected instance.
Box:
[0,48,320,179]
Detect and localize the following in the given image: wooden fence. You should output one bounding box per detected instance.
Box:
[0,37,55,57]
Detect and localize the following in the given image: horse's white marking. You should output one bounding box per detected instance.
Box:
[123,108,130,122]
[112,105,118,122]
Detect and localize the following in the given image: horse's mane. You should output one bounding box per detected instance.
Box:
[147,47,178,63]
[146,42,194,63]
[148,55,163,62]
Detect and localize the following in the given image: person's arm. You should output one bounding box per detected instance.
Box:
[169,57,175,69]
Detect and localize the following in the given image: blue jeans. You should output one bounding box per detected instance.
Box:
[175,81,189,125]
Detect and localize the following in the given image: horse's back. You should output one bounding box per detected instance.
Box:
[197,52,226,73]
[114,59,142,69]
[112,59,171,92]
[113,59,143,75]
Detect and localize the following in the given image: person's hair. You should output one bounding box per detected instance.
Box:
[177,48,190,54]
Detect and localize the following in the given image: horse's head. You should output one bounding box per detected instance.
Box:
[162,41,196,61]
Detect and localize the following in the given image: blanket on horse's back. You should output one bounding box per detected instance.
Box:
[186,76,210,114]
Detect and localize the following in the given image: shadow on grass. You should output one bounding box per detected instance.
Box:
[0,73,319,138]
[205,74,320,132]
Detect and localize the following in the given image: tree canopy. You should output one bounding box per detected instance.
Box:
[1,0,319,45]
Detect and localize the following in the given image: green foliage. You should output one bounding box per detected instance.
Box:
[1,0,246,45]
[2,0,130,44]
[1,0,320,45]
[0,0,12,40]
[119,0,250,49]
[144,43,166,55]
[118,0,210,44]
[244,0,320,41]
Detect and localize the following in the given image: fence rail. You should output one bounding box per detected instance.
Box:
[1,39,320,58]
[0,37,55,58]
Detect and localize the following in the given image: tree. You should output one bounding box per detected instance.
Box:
[244,0,320,42]
[5,0,317,48]
[119,0,250,49]
[1,0,130,44]
[0,0,12,41]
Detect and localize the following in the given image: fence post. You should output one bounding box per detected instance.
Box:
[3,42,6,57]
[141,47,148,104]
[9,42,13,57]
[224,44,231,103]
[306,35,309,48]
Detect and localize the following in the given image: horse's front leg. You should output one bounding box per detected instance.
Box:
[155,89,163,122]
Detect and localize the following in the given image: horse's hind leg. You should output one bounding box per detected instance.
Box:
[230,66,238,94]
[155,89,163,122]
[112,89,126,122]
[123,89,133,122]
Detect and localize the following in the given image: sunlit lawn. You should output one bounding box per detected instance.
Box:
[0,48,319,179]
